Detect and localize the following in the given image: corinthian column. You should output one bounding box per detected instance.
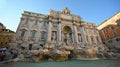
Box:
[58,22,61,41]
[73,23,78,44]
[81,26,87,44]
[47,19,52,42]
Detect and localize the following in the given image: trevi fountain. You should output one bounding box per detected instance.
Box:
[1,8,120,67]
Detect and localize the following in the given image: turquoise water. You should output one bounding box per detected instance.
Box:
[0,59,120,67]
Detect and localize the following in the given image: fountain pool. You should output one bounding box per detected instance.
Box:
[0,59,120,67]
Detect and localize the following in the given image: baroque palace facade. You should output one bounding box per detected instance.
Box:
[97,12,120,50]
[10,8,102,50]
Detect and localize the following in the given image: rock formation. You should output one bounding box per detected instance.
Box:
[7,42,112,62]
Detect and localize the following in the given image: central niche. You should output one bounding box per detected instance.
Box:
[62,26,72,45]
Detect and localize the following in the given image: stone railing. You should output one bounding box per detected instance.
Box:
[39,38,45,41]
[28,37,36,41]
[16,36,26,41]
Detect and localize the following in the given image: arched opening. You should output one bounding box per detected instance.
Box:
[62,26,72,45]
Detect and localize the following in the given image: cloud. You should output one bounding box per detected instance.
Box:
[0,0,7,8]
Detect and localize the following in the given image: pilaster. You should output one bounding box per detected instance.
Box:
[97,30,102,43]
[94,36,97,44]
[24,30,30,41]
[81,26,87,44]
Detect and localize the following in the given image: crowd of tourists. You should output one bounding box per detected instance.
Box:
[0,48,18,62]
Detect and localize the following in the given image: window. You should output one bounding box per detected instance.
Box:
[43,21,48,26]
[117,23,120,27]
[43,22,46,26]
[31,31,36,38]
[104,29,108,33]
[41,32,45,39]
[113,32,117,36]
[116,38,120,41]
[110,26,114,30]
[40,44,43,47]
[21,46,25,50]
[21,30,25,37]
[29,44,33,50]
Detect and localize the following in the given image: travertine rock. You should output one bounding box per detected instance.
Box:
[72,48,87,58]
[31,50,45,62]
[50,49,69,61]
[86,49,97,58]
[64,45,74,51]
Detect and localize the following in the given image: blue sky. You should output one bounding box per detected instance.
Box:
[0,0,120,31]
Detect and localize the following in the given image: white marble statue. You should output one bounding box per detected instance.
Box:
[52,32,56,42]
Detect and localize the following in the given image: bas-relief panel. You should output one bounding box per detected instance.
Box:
[61,21,73,25]
[73,16,81,21]
[61,14,72,20]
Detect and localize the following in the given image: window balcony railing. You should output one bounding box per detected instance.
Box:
[16,36,26,41]
[28,37,36,41]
